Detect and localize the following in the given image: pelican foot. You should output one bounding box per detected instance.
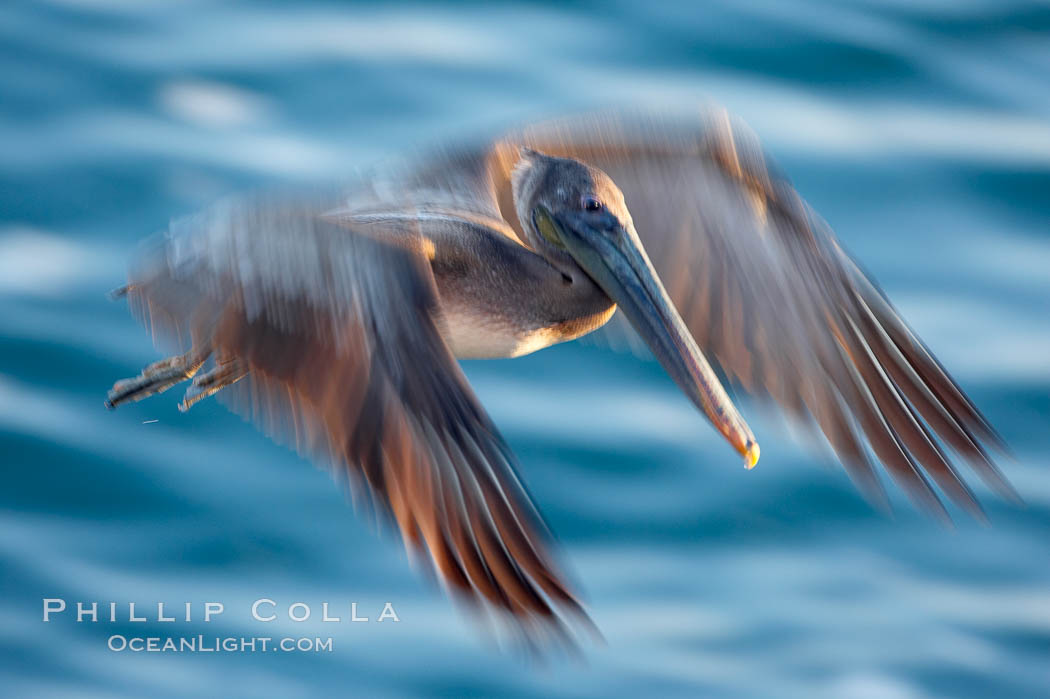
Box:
[178,358,247,412]
[105,351,206,409]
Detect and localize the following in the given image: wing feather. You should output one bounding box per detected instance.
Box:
[124,191,586,633]
[495,109,1014,516]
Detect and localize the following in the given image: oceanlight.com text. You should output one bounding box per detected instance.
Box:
[107,635,335,653]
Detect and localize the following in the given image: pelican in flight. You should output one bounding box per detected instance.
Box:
[106,109,1013,638]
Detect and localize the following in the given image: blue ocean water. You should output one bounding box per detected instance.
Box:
[1,0,1048,696]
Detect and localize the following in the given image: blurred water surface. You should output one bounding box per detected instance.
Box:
[2,1,1049,697]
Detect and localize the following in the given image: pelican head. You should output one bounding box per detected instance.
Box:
[512,147,759,469]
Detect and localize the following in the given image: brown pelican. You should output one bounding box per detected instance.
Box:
[106,108,1014,638]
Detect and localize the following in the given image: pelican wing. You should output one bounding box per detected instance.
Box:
[124,191,585,630]
[497,110,1013,518]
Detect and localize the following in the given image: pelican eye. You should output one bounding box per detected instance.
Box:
[582,195,603,212]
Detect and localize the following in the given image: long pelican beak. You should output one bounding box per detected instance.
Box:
[542,206,760,469]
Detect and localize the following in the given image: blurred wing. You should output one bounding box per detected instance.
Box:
[331,144,523,242]
[125,191,586,631]
[497,109,1014,518]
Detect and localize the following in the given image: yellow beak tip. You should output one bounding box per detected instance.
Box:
[743,442,760,470]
